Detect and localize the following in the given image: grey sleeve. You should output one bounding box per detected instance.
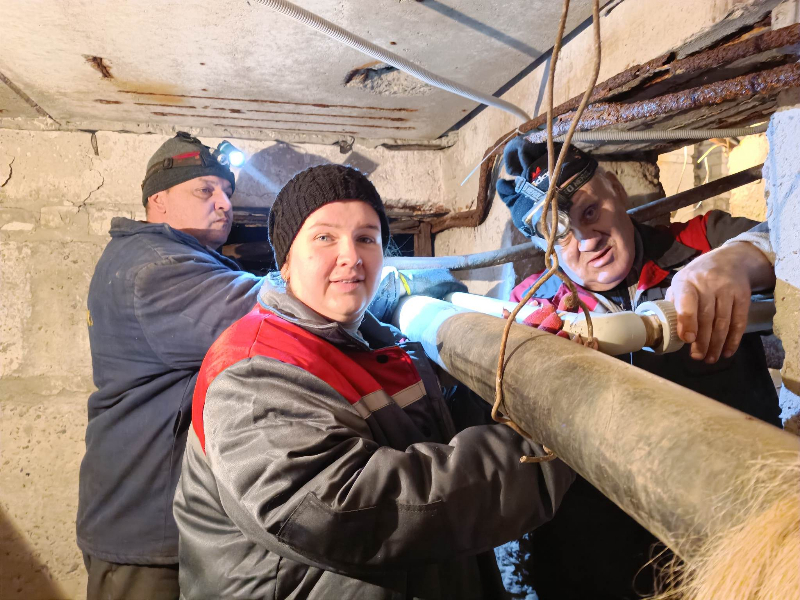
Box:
[134,254,263,369]
[205,356,574,574]
[704,210,760,249]
[722,221,774,264]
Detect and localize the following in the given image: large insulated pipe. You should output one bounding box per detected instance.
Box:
[391,296,800,560]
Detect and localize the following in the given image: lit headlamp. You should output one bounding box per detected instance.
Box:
[140,132,239,198]
[517,157,597,242]
[212,141,245,168]
[518,178,573,241]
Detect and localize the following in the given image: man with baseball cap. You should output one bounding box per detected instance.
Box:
[496,136,781,599]
[76,132,263,599]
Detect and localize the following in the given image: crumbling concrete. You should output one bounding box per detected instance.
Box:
[344,64,435,96]
[764,92,800,431]
[728,133,770,220]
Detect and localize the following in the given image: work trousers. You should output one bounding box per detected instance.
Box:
[83,553,179,600]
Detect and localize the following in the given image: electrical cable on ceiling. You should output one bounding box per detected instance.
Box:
[250,0,532,123]
[550,123,769,142]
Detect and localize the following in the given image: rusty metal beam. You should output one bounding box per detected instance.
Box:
[525,63,800,143]
[448,25,800,235]
[393,299,800,561]
[629,164,764,222]
[656,23,800,80]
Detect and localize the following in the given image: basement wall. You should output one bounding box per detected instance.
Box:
[0,129,446,599]
[657,134,769,223]
[764,91,800,432]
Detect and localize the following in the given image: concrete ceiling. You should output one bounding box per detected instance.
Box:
[0,0,601,142]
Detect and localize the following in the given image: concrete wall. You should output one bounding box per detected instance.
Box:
[728,133,771,220]
[0,129,446,599]
[764,92,800,432]
[657,134,769,223]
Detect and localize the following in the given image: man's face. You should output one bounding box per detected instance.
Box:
[553,170,635,292]
[148,176,233,248]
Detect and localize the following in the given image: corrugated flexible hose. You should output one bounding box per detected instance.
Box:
[250,0,532,123]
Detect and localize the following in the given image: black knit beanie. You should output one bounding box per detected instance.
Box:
[141,132,236,206]
[269,164,390,269]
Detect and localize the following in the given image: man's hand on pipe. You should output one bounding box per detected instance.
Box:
[666,242,775,364]
[502,305,599,350]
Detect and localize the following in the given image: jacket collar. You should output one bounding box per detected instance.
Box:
[634,220,699,271]
[257,275,385,351]
[109,216,203,247]
[632,220,700,293]
[109,216,239,267]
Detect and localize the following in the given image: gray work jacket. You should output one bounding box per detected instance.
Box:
[174,284,574,599]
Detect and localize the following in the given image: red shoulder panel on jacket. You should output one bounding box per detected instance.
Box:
[668,214,712,254]
[191,305,423,452]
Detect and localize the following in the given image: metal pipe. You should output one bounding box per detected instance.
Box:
[391,296,800,560]
[628,164,764,222]
[384,241,540,271]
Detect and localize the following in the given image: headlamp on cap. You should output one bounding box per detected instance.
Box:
[213,141,245,168]
[140,132,238,204]
[517,156,598,243]
[517,178,573,242]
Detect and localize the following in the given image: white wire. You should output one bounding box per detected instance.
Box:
[460,128,520,186]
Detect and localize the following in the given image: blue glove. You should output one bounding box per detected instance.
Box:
[368,267,467,322]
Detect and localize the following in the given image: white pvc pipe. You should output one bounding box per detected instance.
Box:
[446,292,651,354]
[444,292,540,324]
[432,292,776,356]
[560,311,649,355]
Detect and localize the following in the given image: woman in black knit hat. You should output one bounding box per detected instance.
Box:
[174,164,574,600]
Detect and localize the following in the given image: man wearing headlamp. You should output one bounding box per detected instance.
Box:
[497,137,780,599]
[77,132,262,600]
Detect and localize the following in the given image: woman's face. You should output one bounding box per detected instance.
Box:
[282,200,384,323]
